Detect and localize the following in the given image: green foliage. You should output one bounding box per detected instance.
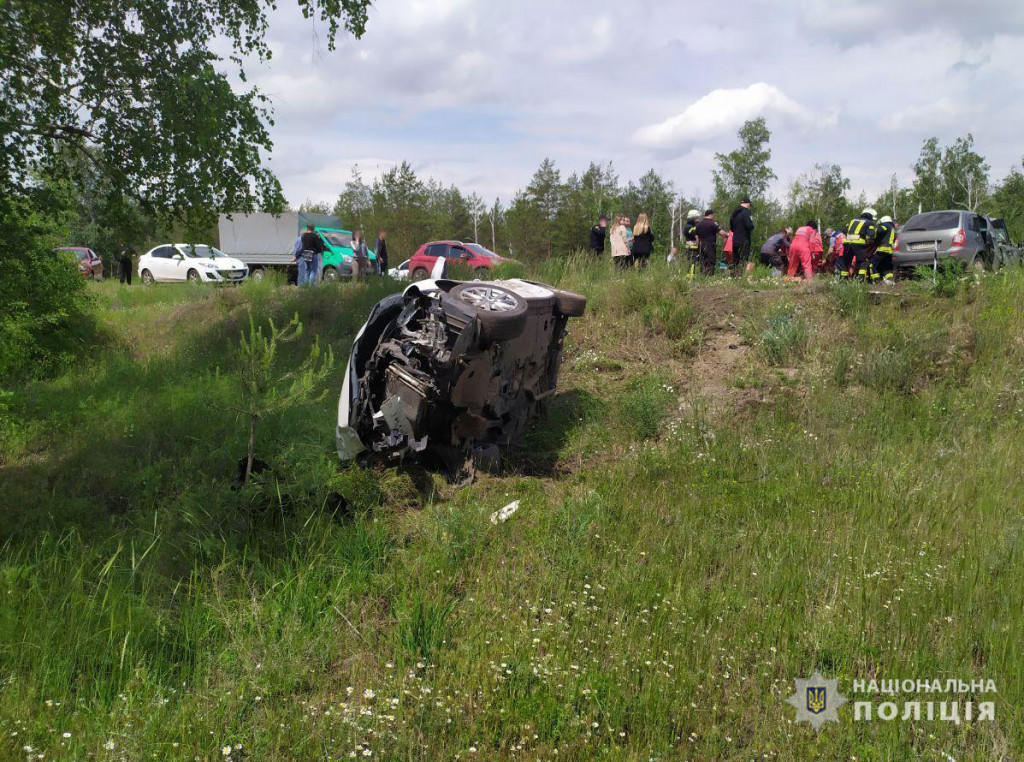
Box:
[395,592,457,662]
[752,302,809,365]
[0,0,371,217]
[0,196,95,380]
[713,118,777,222]
[237,311,334,483]
[912,260,966,298]
[617,375,675,439]
[1,269,1024,759]
[787,163,855,229]
[830,278,868,317]
[913,134,991,213]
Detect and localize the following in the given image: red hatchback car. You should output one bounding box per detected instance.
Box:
[408,241,510,280]
[57,247,104,280]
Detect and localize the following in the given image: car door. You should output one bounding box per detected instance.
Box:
[170,245,191,280]
[446,244,470,266]
[424,243,447,263]
[967,214,987,259]
[150,246,175,280]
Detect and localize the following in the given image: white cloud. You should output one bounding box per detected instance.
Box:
[633,83,834,151]
[223,0,1024,208]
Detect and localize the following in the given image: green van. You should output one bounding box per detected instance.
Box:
[316,227,377,280]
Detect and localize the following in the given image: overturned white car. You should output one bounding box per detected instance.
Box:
[336,278,586,480]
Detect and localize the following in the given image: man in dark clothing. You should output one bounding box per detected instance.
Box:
[694,210,729,276]
[374,229,389,276]
[296,224,325,286]
[729,198,755,277]
[118,247,134,285]
[759,229,791,272]
[589,215,609,255]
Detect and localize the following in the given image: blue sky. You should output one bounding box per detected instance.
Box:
[244,0,1024,207]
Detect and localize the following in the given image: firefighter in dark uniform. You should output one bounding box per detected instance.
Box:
[683,209,700,277]
[843,207,877,279]
[871,215,897,284]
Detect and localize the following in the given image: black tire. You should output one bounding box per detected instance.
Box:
[552,288,587,317]
[187,269,200,283]
[249,267,265,282]
[141,269,155,285]
[447,283,528,344]
[322,266,339,282]
[412,267,430,281]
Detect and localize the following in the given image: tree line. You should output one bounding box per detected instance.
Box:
[307,119,1024,263]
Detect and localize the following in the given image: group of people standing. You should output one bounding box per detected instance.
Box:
[590,214,655,269]
[291,225,389,286]
[590,200,899,284]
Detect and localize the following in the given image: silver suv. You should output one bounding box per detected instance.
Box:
[894,210,992,271]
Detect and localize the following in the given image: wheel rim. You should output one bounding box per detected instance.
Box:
[973,258,985,272]
[188,270,199,282]
[458,286,519,312]
[323,268,338,281]
[251,269,263,281]
[142,270,153,283]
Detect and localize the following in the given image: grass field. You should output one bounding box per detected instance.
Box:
[1,260,1022,760]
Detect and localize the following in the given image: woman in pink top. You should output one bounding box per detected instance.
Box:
[723,231,734,268]
[786,221,818,280]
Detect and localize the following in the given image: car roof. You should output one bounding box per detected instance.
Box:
[57,246,89,252]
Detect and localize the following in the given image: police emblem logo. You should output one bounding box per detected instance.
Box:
[786,671,847,730]
[806,686,826,714]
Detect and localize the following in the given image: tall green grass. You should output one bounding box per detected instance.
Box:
[0,266,1022,760]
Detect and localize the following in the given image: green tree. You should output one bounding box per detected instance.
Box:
[990,161,1024,241]
[236,312,333,485]
[507,158,564,260]
[712,118,777,211]
[787,163,853,229]
[912,137,944,212]
[939,134,989,211]
[371,162,430,261]
[0,0,371,380]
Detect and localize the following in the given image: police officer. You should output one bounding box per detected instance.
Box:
[871,215,897,284]
[683,209,700,277]
[843,207,877,280]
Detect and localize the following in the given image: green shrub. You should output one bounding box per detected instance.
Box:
[395,592,456,662]
[857,346,914,393]
[0,196,96,381]
[754,303,808,365]
[830,278,868,317]
[913,260,966,298]
[618,375,675,440]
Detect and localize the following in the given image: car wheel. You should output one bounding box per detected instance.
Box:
[972,256,986,273]
[321,266,340,282]
[141,269,155,285]
[187,269,200,283]
[447,282,528,344]
[249,267,265,282]
[412,267,430,281]
[551,288,587,317]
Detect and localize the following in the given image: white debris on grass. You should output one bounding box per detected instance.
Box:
[490,500,520,524]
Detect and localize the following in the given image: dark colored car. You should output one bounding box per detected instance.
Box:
[336,277,586,482]
[57,247,104,279]
[408,241,512,281]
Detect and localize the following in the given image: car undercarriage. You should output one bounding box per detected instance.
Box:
[336,278,586,482]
